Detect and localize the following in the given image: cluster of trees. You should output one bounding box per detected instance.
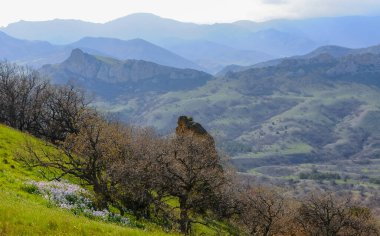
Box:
[21,112,227,233]
[0,61,87,143]
[299,169,341,180]
[2,61,379,235]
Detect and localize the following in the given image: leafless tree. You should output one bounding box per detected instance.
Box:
[0,61,88,143]
[19,112,125,208]
[296,193,380,236]
[156,135,226,234]
[235,186,295,236]
[0,62,49,132]
[36,85,88,143]
[108,127,167,218]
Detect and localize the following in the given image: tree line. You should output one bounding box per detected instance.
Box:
[1,61,379,235]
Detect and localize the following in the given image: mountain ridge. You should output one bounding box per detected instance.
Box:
[39,49,213,99]
[0,31,204,70]
[3,14,380,50]
[70,37,203,70]
[218,43,380,76]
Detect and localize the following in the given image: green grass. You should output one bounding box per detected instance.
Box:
[0,124,175,236]
[0,191,171,236]
[0,124,233,235]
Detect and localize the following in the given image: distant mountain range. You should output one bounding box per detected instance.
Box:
[0,30,276,73]
[0,31,203,70]
[70,37,202,70]
[2,13,380,55]
[3,14,380,73]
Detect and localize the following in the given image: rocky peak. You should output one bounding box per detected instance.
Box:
[62,49,103,78]
[175,116,215,145]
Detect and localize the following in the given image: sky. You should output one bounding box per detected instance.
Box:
[1,0,380,26]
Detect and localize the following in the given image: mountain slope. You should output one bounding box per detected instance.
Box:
[39,49,380,168]
[0,31,70,66]
[211,29,317,57]
[70,37,202,70]
[304,44,380,58]
[218,43,380,76]
[160,39,274,74]
[0,31,202,70]
[95,53,380,182]
[107,53,380,200]
[40,49,213,99]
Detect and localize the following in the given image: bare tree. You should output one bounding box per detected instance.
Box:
[19,113,126,209]
[296,193,380,236]
[108,127,167,218]
[156,135,226,234]
[0,61,88,143]
[36,85,88,143]
[19,113,168,218]
[0,62,49,132]
[235,186,295,236]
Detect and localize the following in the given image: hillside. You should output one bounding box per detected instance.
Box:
[40,50,380,169]
[160,39,273,74]
[0,31,71,67]
[82,52,380,200]
[70,37,202,70]
[40,49,213,99]
[218,43,380,76]
[0,124,174,235]
[128,53,380,158]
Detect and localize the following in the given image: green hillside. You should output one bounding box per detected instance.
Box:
[96,53,380,206]
[0,124,174,236]
[34,49,380,221]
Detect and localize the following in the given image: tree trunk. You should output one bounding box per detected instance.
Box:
[93,183,109,210]
[179,196,190,234]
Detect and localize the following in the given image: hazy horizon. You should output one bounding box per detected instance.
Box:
[1,0,380,27]
[2,12,380,27]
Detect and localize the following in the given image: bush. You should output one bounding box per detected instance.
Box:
[22,183,40,194]
[299,170,341,180]
[26,180,130,226]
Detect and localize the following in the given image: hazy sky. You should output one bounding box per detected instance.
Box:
[1,0,380,26]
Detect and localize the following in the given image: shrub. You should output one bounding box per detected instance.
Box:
[26,180,130,226]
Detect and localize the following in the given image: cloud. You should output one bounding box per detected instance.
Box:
[246,0,380,21]
[284,0,380,18]
[0,0,380,26]
[262,0,288,4]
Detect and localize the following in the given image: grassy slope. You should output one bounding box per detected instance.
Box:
[110,78,380,161]
[0,124,174,236]
[100,77,380,203]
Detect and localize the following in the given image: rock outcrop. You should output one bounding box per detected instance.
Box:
[40,49,213,94]
[175,116,215,145]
